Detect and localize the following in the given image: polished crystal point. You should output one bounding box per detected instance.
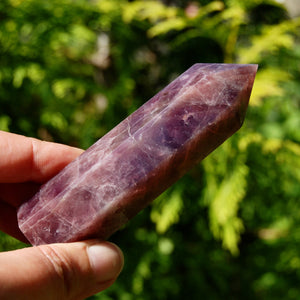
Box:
[17,63,257,245]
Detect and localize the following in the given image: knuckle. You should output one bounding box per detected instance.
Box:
[38,245,75,298]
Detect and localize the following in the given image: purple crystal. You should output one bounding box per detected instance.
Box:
[17,63,257,245]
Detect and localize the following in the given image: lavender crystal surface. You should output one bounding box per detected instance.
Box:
[17,63,257,245]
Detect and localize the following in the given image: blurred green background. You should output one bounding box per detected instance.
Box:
[1,0,300,299]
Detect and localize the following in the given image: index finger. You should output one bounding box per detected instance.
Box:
[0,131,84,183]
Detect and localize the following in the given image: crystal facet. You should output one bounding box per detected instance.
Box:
[17,63,257,245]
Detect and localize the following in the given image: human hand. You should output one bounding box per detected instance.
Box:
[0,131,124,300]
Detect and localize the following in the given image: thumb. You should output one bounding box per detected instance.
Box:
[0,240,124,300]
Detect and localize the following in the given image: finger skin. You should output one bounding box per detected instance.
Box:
[0,131,83,241]
[0,182,40,241]
[0,130,84,183]
[0,182,40,208]
[0,201,28,242]
[0,240,124,300]
[0,133,124,299]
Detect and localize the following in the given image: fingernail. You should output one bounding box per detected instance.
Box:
[87,243,124,282]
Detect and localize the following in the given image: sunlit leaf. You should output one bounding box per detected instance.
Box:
[151,189,183,234]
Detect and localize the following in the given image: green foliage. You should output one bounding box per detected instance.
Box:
[1,0,300,299]
[151,187,183,234]
[203,139,249,255]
